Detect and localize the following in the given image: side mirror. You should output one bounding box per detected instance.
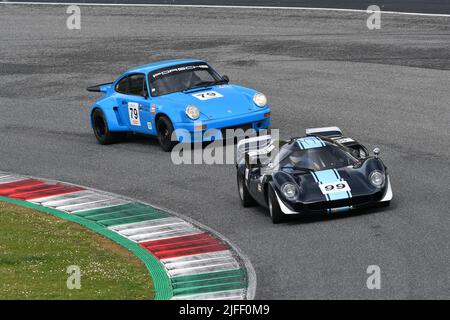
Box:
[142,90,149,99]
[222,75,230,83]
[373,147,380,158]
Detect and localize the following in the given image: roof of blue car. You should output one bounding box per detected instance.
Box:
[128,59,205,73]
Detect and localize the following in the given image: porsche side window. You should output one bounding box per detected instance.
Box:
[115,77,129,94]
[128,74,147,96]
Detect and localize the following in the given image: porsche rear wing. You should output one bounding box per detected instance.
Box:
[87,82,113,93]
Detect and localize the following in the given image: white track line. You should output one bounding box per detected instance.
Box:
[1,2,450,18]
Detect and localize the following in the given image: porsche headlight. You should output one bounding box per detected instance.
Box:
[253,92,267,107]
[185,105,200,120]
[369,170,385,188]
[281,182,298,200]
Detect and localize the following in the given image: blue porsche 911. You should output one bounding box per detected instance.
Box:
[87,59,271,151]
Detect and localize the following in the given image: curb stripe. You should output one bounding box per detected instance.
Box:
[170,289,246,300]
[0,173,253,300]
[11,185,84,200]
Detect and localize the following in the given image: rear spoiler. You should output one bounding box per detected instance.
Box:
[87,82,113,93]
[236,135,273,165]
[306,126,342,137]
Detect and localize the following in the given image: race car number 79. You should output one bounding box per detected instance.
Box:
[128,102,141,126]
[319,181,351,194]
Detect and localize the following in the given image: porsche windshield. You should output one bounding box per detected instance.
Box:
[277,143,359,171]
[148,63,222,97]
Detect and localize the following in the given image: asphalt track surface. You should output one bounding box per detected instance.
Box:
[0,4,449,299]
[8,0,450,15]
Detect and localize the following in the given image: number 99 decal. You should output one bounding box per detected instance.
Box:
[319,181,351,194]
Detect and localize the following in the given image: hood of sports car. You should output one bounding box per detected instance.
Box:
[276,158,387,204]
[164,85,261,120]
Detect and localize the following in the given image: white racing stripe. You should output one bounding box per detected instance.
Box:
[1,2,450,18]
[171,289,245,300]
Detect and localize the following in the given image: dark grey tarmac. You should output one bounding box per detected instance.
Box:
[0,4,449,299]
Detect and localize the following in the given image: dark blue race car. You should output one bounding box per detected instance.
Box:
[236,127,393,223]
[87,59,271,151]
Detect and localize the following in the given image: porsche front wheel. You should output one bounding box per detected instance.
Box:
[92,109,124,145]
[157,116,176,152]
[268,186,284,224]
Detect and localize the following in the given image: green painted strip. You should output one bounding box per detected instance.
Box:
[73,202,169,227]
[98,212,168,227]
[0,196,173,300]
[81,207,153,220]
[171,269,246,296]
[173,281,245,297]
[84,209,166,222]
[75,202,149,216]
[172,268,245,285]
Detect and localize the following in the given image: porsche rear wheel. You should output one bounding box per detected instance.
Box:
[237,171,255,207]
[157,116,176,152]
[92,109,125,145]
[268,186,284,224]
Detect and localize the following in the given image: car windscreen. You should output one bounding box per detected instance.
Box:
[277,144,359,171]
[148,63,221,97]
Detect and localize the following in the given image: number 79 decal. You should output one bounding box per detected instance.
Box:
[319,181,351,194]
[128,102,141,126]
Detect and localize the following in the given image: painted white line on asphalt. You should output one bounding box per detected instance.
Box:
[1,2,450,18]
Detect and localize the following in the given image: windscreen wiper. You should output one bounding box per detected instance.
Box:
[182,81,216,92]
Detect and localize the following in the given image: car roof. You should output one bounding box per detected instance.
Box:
[127,59,205,74]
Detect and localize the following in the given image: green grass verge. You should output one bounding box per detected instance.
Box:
[0,201,154,299]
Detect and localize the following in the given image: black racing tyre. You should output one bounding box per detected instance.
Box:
[156,115,176,152]
[268,185,284,224]
[92,109,125,145]
[237,171,256,207]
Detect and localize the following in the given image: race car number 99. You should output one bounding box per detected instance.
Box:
[128,102,141,126]
[319,181,351,194]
